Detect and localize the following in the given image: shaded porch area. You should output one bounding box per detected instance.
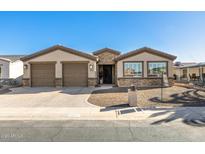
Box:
[97,64,116,85]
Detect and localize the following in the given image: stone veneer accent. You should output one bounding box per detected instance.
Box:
[88,78,97,87]
[95,51,119,85]
[55,78,63,87]
[117,77,174,87]
[22,78,30,86]
[97,52,118,65]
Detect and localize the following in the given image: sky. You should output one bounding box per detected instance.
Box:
[0,11,204,62]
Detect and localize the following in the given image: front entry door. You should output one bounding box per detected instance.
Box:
[103,65,112,84]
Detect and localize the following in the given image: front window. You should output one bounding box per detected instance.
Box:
[148,62,167,77]
[124,62,143,77]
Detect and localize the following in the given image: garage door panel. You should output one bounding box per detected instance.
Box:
[31,63,55,87]
[63,63,88,87]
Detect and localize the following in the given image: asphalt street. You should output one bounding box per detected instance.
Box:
[0,120,205,141]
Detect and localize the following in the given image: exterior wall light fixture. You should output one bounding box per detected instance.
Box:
[89,64,94,71]
[24,64,28,69]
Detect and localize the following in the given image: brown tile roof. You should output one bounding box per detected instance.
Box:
[20,45,97,61]
[93,48,121,55]
[114,47,177,61]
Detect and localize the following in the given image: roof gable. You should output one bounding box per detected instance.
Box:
[114,47,177,61]
[21,45,97,61]
[93,48,121,55]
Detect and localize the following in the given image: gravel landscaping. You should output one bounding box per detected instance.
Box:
[88,86,205,107]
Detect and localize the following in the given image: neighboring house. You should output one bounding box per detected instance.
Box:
[173,62,205,82]
[21,45,177,87]
[0,55,24,85]
[173,62,196,80]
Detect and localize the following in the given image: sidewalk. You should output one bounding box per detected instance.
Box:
[0,106,204,123]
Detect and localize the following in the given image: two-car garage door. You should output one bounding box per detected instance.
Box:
[63,63,88,87]
[31,62,88,87]
[31,63,55,87]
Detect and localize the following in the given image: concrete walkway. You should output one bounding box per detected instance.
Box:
[0,107,205,126]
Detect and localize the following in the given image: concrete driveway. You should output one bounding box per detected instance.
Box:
[0,87,95,107]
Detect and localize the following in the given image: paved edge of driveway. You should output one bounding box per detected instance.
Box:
[82,87,98,107]
[0,85,16,94]
[85,86,116,107]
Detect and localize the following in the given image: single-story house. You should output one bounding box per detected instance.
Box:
[173,62,205,82]
[0,55,24,85]
[21,45,177,87]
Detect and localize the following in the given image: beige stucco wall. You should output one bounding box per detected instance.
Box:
[0,59,10,79]
[23,49,97,79]
[173,67,182,80]
[117,52,173,78]
[10,60,24,79]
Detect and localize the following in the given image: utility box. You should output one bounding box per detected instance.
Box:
[128,85,137,107]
